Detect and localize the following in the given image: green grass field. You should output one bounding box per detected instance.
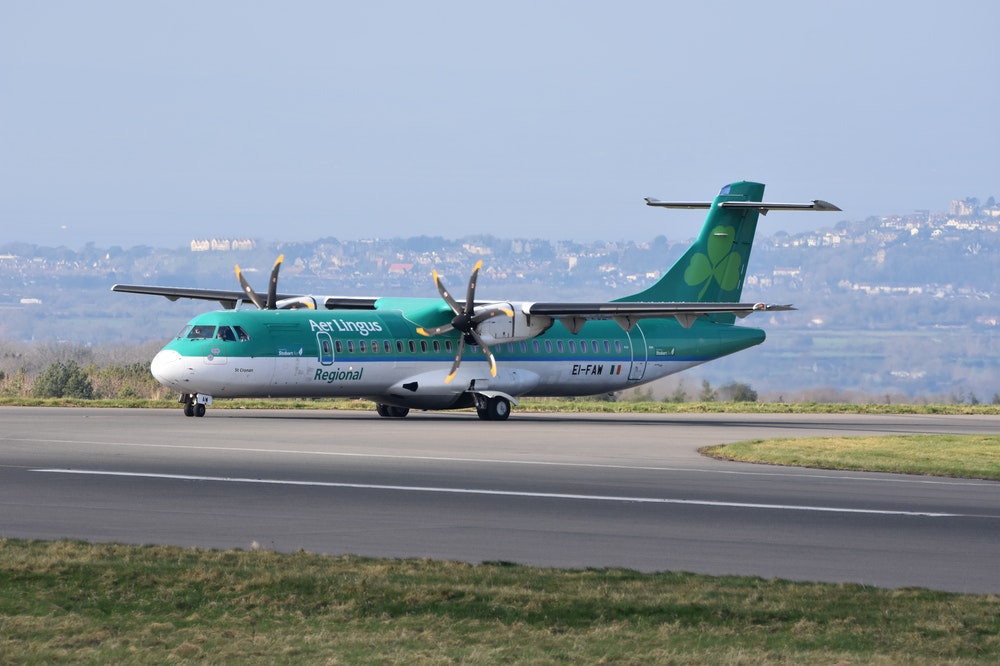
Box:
[1,540,998,665]
[702,434,1000,480]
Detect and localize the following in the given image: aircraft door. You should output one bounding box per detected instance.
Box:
[317,332,334,366]
[626,325,647,381]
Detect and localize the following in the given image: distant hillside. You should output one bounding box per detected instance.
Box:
[1,207,997,401]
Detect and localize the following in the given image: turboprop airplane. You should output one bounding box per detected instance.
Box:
[113,182,839,420]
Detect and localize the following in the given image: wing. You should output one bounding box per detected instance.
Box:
[111,284,378,310]
[522,301,795,332]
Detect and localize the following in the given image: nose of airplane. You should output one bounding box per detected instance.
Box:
[150,349,186,389]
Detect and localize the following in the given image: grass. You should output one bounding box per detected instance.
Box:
[702,434,1000,481]
[1,539,998,664]
[2,395,999,415]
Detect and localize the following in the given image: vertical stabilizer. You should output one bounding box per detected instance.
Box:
[618,182,766,314]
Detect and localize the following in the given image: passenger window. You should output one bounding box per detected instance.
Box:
[335,340,343,354]
[359,340,367,353]
[604,340,611,353]
[533,340,540,353]
[556,340,564,353]
[347,341,355,353]
[445,340,453,352]
[370,340,379,353]
[544,340,552,353]
[432,340,440,352]
[383,341,391,353]
[615,340,623,353]
[568,340,576,353]
[396,340,404,353]
[408,340,416,353]
[420,340,428,353]
[591,340,598,353]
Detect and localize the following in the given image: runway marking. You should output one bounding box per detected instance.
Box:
[32,469,962,517]
[13,438,998,488]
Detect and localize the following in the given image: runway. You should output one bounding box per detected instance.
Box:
[2,406,998,594]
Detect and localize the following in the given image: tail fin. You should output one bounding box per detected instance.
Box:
[618,181,766,307]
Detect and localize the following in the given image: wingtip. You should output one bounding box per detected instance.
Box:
[812,200,842,212]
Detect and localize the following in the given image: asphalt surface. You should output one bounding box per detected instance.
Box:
[2,406,998,594]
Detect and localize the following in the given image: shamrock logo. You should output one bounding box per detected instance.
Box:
[684,226,742,299]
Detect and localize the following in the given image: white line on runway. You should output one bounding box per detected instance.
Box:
[14,438,996,487]
[32,469,962,517]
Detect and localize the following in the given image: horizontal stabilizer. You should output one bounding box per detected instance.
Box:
[645,198,841,214]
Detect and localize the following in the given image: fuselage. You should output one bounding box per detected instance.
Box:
[151,302,766,410]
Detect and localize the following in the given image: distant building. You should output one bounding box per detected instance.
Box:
[950,199,977,217]
[190,238,256,252]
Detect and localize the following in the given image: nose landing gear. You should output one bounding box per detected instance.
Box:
[181,393,212,417]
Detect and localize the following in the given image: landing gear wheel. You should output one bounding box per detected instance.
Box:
[183,398,195,417]
[376,404,410,418]
[195,403,206,417]
[478,396,511,421]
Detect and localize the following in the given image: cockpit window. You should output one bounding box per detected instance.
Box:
[187,326,216,340]
[175,325,192,339]
[216,326,237,342]
[234,326,251,341]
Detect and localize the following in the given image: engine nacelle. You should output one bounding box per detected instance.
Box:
[474,302,553,344]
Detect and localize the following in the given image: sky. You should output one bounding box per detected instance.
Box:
[2,1,998,248]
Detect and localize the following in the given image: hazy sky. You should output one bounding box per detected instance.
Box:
[3,1,997,248]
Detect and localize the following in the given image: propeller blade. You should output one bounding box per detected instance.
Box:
[416,324,455,337]
[469,329,498,378]
[235,265,265,309]
[463,259,483,316]
[432,269,462,315]
[266,254,284,310]
[444,337,465,383]
[471,306,515,324]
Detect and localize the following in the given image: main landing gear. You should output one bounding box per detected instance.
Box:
[475,395,511,421]
[181,393,212,417]
[375,403,410,418]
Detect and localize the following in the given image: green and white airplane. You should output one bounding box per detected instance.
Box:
[113,181,839,420]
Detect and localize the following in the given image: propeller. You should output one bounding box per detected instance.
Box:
[235,254,284,309]
[416,260,513,383]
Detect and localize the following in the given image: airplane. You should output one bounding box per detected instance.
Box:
[113,181,839,420]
